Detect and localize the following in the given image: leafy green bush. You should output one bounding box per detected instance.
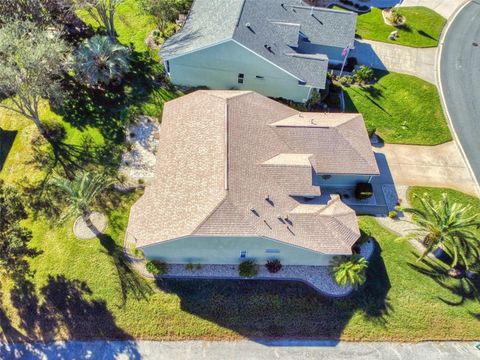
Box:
[130,244,144,258]
[353,65,375,85]
[265,259,282,273]
[331,255,369,288]
[388,210,398,219]
[145,260,168,275]
[238,260,258,278]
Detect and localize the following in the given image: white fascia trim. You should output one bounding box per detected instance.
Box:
[231,39,305,82]
[160,38,232,61]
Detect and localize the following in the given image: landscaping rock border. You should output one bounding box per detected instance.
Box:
[73,212,108,240]
[124,232,376,298]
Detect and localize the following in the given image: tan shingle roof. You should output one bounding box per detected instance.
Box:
[128,91,377,254]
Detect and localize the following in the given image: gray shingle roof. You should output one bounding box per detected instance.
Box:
[159,0,244,59]
[127,91,378,255]
[160,0,357,88]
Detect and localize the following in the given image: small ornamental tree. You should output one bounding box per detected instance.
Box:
[331,255,368,288]
[74,35,130,87]
[399,193,480,270]
[74,0,124,42]
[0,20,70,134]
[49,172,111,227]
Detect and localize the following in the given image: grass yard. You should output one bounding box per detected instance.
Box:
[355,7,446,48]
[343,71,451,145]
[78,0,157,53]
[0,0,478,345]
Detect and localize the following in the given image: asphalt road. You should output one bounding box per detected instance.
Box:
[1,340,479,359]
[439,0,480,185]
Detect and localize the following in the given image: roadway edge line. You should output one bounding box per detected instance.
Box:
[436,0,480,196]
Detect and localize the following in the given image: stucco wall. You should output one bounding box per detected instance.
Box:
[166,41,313,103]
[140,236,341,266]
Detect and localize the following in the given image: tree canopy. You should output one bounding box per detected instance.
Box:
[0,19,70,133]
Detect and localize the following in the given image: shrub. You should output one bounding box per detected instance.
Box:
[388,210,398,219]
[42,121,66,143]
[145,260,168,275]
[353,65,375,85]
[130,244,144,258]
[355,183,373,200]
[239,260,258,278]
[265,259,282,273]
[331,255,368,288]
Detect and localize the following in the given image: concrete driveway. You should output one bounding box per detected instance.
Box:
[1,340,479,360]
[400,0,467,19]
[353,40,437,84]
[374,141,479,195]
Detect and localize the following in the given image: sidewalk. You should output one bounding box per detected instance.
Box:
[1,340,479,359]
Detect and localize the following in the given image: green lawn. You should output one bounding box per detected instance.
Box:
[355,7,446,48]
[343,71,452,145]
[78,0,157,53]
[1,1,478,343]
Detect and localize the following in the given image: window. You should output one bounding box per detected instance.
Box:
[166,60,170,73]
[238,73,244,84]
[298,80,306,86]
[240,250,247,258]
[265,249,280,254]
[256,75,264,79]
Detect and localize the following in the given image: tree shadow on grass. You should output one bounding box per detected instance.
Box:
[0,128,16,172]
[4,275,142,359]
[97,234,153,307]
[345,87,391,116]
[417,30,437,41]
[55,51,173,145]
[156,241,391,340]
[408,255,480,310]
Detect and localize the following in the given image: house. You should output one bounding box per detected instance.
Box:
[159,0,357,103]
[127,90,379,266]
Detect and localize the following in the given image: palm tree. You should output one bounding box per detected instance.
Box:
[399,193,480,270]
[331,255,368,288]
[49,172,111,227]
[74,35,130,87]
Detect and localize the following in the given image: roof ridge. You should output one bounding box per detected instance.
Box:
[336,119,376,170]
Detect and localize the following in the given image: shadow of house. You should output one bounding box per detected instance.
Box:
[0,129,17,172]
[156,240,391,341]
[351,41,388,71]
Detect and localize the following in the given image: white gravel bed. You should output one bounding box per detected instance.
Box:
[158,240,376,298]
[117,116,160,189]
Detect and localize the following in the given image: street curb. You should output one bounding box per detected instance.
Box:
[436,0,480,196]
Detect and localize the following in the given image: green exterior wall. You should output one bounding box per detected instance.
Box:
[166,40,313,103]
[140,236,339,266]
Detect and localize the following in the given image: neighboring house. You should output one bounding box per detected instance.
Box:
[127,90,379,266]
[159,0,357,103]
